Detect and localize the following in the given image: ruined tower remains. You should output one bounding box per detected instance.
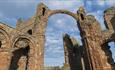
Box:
[63,34,83,70]
[0,3,115,70]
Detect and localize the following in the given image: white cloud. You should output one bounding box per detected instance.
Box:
[97,1,105,6]
[55,19,66,28]
[48,14,79,32]
[95,1,115,7]
[44,57,64,67]
[106,1,115,6]
[44,0,83,12]
[86,1,92,6]
[2,0,39,7]
[46,38,61,45]
[57,19,63,24]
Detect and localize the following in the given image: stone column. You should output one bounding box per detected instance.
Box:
[0,50,13,70]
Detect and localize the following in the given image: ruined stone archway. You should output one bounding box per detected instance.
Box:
[34,3,80,35]
[39,6,83,70]
[44,14,80,67]
[48,10,78,19]
[34,4,85,70]
[9,36,37,70]
[0,3,115,70]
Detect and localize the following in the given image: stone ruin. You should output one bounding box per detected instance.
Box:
[0,3,115,70]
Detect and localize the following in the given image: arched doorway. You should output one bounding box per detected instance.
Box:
[9,37,35,70]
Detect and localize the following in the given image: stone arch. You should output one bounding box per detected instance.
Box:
[10,35,37,70]
[43,10,81,67]
[35,5,84,69]
[12,35,35,48]
[34,8,80,35]
[37,9,81,36]
[0,29,10,48]
[48,10,78,20]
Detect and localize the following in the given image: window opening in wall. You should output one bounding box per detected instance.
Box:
[80,14,84,20]
[27,30,32,35]
[42,7,46,16]
[0,41,1,48]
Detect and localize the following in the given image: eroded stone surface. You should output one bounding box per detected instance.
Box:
[0,3,115,70]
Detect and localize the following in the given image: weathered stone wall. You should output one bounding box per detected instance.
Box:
[63,34,83,70]
[0,3,115,70]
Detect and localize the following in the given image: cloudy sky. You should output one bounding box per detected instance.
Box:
[0,0,115,67]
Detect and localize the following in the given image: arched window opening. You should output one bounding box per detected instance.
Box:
[9,44,30,70]
[27,29,32,35]
[42,7,46,16]
[80,14,84,20]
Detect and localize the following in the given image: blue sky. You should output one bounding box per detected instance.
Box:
[0,0,115,67]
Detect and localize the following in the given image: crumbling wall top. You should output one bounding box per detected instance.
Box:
[104,7,115,14]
